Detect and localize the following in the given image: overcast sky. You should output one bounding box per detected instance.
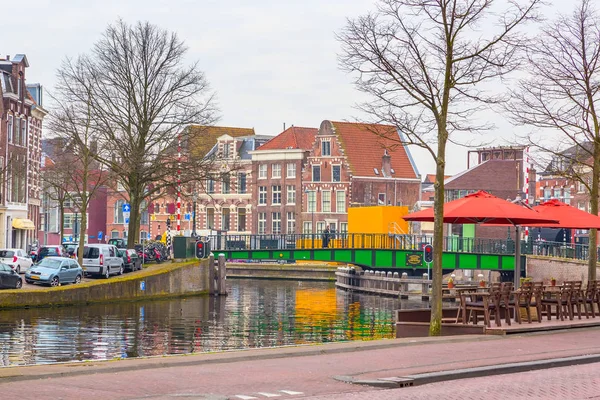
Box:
[5,0,568,177]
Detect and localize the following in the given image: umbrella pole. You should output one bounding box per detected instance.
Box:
[514,226,521,289]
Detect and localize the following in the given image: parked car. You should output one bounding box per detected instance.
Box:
[79,244,124,278]
[0,262,22,289]
[25,257,84,287]
[108,238,127,249]
[0,248,33,274]
[117,249,142,272]
[37,245,66,262]
[62,243,79,258]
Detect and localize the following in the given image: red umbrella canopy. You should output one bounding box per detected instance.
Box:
[530,199,600,229]
[403,190,558,225]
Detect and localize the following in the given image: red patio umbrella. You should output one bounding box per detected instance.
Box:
[530,199,600,229]
[403,190,558,288]
[403,191,558,225]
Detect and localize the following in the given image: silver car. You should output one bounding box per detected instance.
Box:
[80,244,124,278]
[25,257,84,287]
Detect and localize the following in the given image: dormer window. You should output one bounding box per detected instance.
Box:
[223,143,230,158]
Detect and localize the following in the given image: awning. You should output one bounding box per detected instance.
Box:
[12,218,35,230]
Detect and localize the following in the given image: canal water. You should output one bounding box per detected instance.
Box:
[0,279,428,367]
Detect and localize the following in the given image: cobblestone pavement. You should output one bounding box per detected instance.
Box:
[307,362,600,400]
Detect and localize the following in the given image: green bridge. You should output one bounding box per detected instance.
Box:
[208,233,529,275]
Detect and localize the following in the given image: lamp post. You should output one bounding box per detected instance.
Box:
[192,191,198,238]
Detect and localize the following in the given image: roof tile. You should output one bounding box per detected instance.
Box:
[258,126,318,151]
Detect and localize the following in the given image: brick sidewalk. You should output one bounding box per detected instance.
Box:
[1,328,599,399]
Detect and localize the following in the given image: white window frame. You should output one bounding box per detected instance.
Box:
[258,186,267,205]
[272,212,281,234]
[316,221,325,233]
[308,191,316,213]
[332,165,341,182]
[303,221,312,234]
[287,185,296,205]
[272,185,281,205]
[286,163,296,178]
[7,115,13,143]
[322,190,331,213]
[272,164,282,178]
[287,212,295,234]
[321,140,331,156]
[378,193,386,205]
[258,164,267,179]
[336,191,346,213]
[258,212,266,234]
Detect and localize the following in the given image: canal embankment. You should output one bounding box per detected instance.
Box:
[0,259,209,309]
[226,261,338,281]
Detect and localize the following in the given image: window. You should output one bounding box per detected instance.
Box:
[238,209,246,231]
[114,199,125,224]
[140,231,147,242]
[303,221,312,234]
[578,181,586,193]
[312,166,321,182]
[287,185,296,205]
[332,165,341,182]
[222,143,230,158]
[258,186,267,205]
[237,173,247,194]
[340,222,348,233]
[378,193,386,205]
[272,212,281,234]
[7,116,13,143]
[287,212,295,234]
[272,164,282,178]
[553,188,561,199]
[322,140,331,156]
[578,202,586,211]
[15,119,20,145]
[117,181,125,192]
[111,230,119,239]
[287,163,296,178]
[322,191,331,212]
[222,208,230,231]
[206,208,215,229]
[20,119,26,146]
[564,191,571,205]
[316,221,325,233]
[544,188,551,199]
[258,164,267,179]
[207,176,215,194]
[272,185,282,205]
[308,191,316,212]
[222,174,230,194]
[336,191,346,213]
[258,212,266,234]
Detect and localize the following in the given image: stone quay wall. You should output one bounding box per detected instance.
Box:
[526,256,600,284]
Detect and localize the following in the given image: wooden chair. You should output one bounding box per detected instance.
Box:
[499,282,519,325]
[541,285,572,321]
[460,290,502,328]
[514,283,534,323]
[566,281,585,319]
[529,282,544,323]
[583,280,597,318]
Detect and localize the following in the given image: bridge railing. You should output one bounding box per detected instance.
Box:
[208,233,598,260]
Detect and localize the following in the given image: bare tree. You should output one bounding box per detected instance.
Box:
[57,20,218,247]
[509,0,600,280]
[40,148,71,245]
[338,0,540,335]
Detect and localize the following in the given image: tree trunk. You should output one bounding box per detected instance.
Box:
[127,190,142,248]
[59,203,65,247]
[589,142,600,281]
[429,131,447,336]
[78,201,88,265]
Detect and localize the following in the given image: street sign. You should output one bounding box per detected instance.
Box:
[147,232,151,240]
[98,231,103,240]
[125,217,130,224]
[184,213,191,221]
[122,203,131,213]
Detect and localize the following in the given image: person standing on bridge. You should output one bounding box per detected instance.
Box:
[322,226,330,248]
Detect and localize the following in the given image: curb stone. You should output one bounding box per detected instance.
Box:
[335,353,600,389]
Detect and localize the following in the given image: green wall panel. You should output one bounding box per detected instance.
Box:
[502,255,517,270]
[333,250,353,263]
[375,250,393,267]
[312,250,334,262]
[294,250,312,261]
[355,250,373,266]
[458,254,478,269]
[480,255,498,270]
[442,253,456,269]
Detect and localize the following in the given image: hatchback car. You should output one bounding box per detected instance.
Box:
[0,248,33,274]
[25,257,84,287]
[37,246,65,262]
[117,249,142,272]
[0,262,22,289]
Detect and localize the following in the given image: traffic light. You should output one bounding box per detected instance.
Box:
[423,244,433,263]
[196,240,206,259]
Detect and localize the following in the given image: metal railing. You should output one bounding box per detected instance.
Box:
[206,233,599,261]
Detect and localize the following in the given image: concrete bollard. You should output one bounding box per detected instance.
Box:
[393,272,399,292]
[400,272,409,299]
[217,254,227,296]
[422,273,430,301]
[208,254,216,295]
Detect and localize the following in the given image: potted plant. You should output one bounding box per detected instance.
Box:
[550,277,556,286]
[479,279,486,288]
[447,277,455,289]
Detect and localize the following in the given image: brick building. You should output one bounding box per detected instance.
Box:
[0,54,45,249]
[250,126,318,234]
[301,120,421,234]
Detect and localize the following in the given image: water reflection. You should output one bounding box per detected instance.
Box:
[0,279,428,367]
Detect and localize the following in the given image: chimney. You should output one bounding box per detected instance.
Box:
[381,149,391,178]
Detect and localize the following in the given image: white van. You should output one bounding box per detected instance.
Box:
[79,244,124,278]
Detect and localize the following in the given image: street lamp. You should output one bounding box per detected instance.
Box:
[192,191,198,238]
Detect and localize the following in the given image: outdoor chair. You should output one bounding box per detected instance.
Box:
[529,282,544,323]
[565,281,585,319]
[541,285,572,321]
[460,288,502,328]
[499,282,519,325]
[583,280,597,318]
[514,284,534,323]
